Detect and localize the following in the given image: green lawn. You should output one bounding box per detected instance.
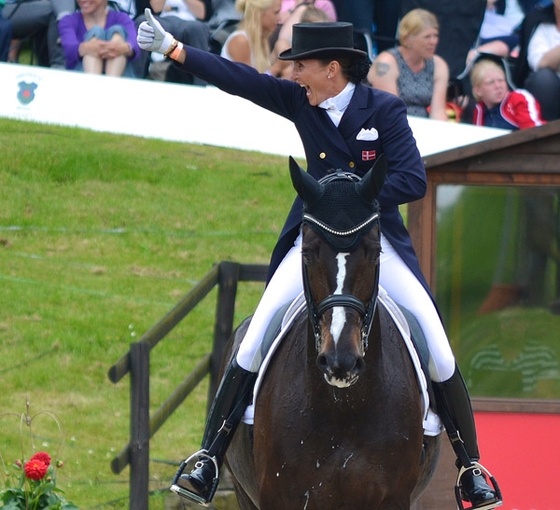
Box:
[0,118,296,508]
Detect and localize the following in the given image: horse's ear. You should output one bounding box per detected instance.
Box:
[358,154,387,202]
[289,156,321,204]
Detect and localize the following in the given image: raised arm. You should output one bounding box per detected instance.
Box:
[137,9,303,117]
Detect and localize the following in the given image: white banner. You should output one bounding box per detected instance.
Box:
[0,63,509,158]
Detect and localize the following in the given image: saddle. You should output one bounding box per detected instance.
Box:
[242,288,443,437]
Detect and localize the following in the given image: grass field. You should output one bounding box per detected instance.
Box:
[4,110,560,510]
[0,117,297,508]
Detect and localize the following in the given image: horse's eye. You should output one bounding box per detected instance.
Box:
[302,248,314,265]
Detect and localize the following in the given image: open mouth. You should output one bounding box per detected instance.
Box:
[324,372,359,388]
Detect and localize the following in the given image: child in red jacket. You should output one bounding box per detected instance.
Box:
[470,55,545,129]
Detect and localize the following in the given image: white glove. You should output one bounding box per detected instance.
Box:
[137,8,174,54]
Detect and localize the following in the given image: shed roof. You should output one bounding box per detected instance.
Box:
[423,119,560,176]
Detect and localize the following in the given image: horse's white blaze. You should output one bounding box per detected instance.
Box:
[330,253,350,345]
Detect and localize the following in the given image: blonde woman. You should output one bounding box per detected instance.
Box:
[221,0,288,76]
[367,8,449,120]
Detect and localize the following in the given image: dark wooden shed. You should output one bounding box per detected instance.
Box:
[410,120,560,509]
[410,119,560,288]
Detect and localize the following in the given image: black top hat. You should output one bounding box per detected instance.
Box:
[278,22,367,61]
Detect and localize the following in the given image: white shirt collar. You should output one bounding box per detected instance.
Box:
[318,82,356,127]
[319,82,355,112]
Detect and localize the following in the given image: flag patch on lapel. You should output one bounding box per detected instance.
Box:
[362,150,376,161]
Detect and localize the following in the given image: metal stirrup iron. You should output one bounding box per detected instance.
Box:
[170,451,220,506]
[434,387,502,510]
[455,462,502,510]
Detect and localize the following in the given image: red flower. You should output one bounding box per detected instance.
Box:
[30,452,51,467]
[24,459,48,480]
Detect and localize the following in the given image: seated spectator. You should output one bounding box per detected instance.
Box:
[494,0,548,27]
[468,0,546,64]
[58,0,140,76]
[279,0,336,24]
[514,0,560,120]
[466,0,521,65]
[272,0,333,54]
[131,0,209,84]
[0,1,12,62]
[221,0,289,76]
[160,0,203,20]
[337,0,401,53]
[273,3,330,78]
[207,0,241,31]
[466,54,545,128]
[276,2,331,44]
[3,0,75,67]
[367,8,449,120]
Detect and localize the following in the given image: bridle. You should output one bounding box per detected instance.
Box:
[301,172,381,355]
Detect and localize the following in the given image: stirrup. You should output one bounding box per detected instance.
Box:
[170,450,220,507]
[455,462,502,510]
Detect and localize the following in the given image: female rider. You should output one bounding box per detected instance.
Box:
[137,15,502,510]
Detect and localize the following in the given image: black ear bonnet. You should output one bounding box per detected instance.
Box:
[303,171,380,251]
[288,155,386,251]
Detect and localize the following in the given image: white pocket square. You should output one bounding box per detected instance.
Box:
[356,128,379,141]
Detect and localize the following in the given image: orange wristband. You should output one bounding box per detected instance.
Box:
[169,41,183,61]
[163,38,178,58]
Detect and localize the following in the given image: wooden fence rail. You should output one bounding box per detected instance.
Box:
[107,261,268,510]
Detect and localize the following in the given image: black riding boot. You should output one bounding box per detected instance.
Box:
[433,366,502,510]
[170,358,257,506]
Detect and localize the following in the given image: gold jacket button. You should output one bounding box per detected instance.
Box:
[319,152,326,159]
[349,161,355,168]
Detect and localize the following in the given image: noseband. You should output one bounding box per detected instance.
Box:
[301,172,381,355]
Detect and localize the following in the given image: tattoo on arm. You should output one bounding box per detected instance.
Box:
[375,62,390,77]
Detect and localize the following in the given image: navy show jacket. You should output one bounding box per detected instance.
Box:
[179,48,432,297]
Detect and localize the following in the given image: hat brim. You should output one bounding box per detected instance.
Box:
[278,47,367,61]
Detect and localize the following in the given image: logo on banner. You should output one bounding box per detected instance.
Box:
[17,81,38,105]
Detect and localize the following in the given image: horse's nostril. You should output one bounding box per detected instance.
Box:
[316,354,328,372]
[355,356,365,375]
[317,351,365,379]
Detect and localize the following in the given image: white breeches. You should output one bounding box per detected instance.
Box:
[235,233,456,382]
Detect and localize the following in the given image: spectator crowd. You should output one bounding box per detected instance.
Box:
[0,0,558,123]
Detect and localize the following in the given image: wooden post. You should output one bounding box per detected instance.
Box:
[129,341,150,510]
[208,262,240,407]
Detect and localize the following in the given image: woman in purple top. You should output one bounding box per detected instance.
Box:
[59,0,139,76]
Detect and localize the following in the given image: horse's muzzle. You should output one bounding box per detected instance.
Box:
[316,350,365,388]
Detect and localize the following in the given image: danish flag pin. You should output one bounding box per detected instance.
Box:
[362,150,376,161]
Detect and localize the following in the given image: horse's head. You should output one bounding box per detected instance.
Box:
[289,156,387,388]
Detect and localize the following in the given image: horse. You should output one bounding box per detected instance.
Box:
[222,156,441,509]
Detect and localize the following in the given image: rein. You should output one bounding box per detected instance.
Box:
[302,210,381,355]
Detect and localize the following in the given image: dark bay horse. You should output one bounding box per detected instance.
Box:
[223,157,441,509]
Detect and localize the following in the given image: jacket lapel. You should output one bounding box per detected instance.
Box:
[338,83,375,140]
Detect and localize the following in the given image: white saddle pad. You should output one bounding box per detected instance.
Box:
[242,287,443,436]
